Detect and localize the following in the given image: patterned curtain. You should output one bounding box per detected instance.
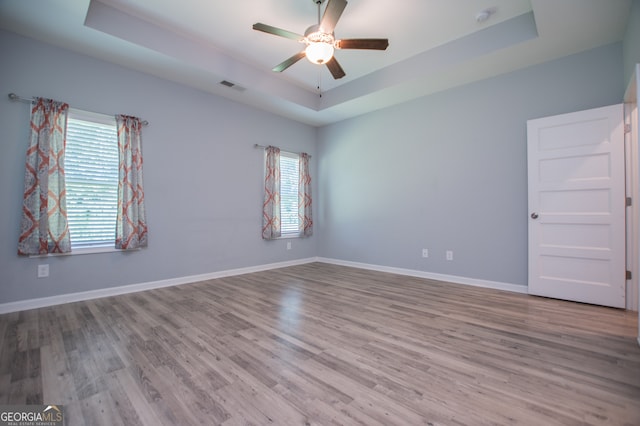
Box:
[262,146,281,239]
[298,152,313,237]
[115,115,148,250]
[18,98,71,255]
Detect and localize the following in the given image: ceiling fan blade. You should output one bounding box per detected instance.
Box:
[253,23,304,41]
[336,38,389,50]
[319,0,347,33]
[325,57,346,79]
[273,51,307,72]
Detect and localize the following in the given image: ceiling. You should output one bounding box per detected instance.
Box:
[0,0,632,126]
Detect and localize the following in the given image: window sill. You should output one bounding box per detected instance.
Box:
[28,246,139,258]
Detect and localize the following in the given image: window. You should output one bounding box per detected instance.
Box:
[279,152,299,236]
[65,109,119,249]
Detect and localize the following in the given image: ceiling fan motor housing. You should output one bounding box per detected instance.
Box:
[305,25,335,42]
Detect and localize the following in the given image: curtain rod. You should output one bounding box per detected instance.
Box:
[254,143,312,158]
[8,93,149,126]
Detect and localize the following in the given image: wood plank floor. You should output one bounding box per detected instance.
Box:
[1,262,639,425]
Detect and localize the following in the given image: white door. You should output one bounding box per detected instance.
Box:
[527,104,626,308]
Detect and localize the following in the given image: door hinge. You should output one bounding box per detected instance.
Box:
[625,123,632,134]
[626,197,632,207]
[626,270,632,280]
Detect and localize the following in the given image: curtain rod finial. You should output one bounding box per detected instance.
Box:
[8,93,19,101]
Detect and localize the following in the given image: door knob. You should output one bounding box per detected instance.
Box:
[531,212,539,219]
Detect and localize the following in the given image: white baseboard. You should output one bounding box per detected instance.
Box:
[316,257,528,294]
[0,256,527,315]
[0,257,317,314]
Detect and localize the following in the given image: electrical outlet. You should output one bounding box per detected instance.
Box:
[37,264,49,278]
[446,250,453,261]
[286,241,292,250]
[422,249,429,258]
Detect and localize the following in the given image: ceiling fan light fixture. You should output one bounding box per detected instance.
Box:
[304,27,335,64]
[305,41,334,64]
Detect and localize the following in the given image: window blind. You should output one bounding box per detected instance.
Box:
[65,112,119,248]
[280,153,299,234]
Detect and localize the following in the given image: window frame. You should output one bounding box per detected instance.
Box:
[35,108,121,257]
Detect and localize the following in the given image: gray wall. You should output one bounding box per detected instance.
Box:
[0,28,631,305]
[0,30,317,304]
[624,0,640,86]
[317,43,625,287]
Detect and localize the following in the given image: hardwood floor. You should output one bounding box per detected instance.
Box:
[1,262,639,425]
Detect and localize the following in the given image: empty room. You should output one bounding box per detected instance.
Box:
[1,0,640,424]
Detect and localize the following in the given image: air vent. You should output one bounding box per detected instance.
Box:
[219,80,246,92]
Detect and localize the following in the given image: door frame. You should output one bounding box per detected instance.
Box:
[624,65,639,314]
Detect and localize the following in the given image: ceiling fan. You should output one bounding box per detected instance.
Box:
[252,0,389,79]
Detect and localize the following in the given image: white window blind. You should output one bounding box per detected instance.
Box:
[65,109,119,249]
[280,152,299,235]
